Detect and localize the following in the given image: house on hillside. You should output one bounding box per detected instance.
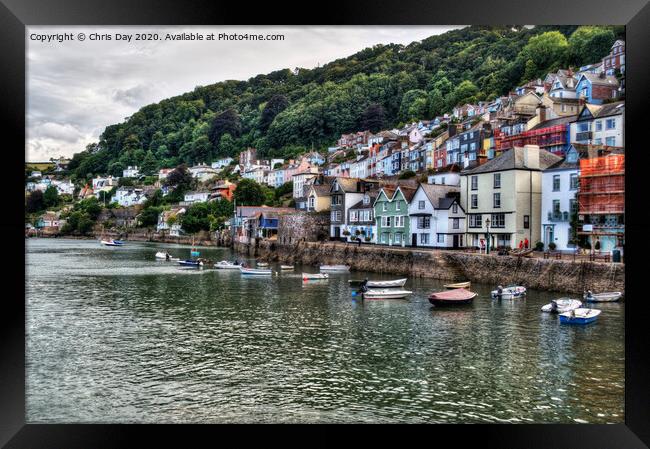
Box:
[111,187,147,207]
[408,184,464,248]
[602,40,625,75]
[346,190,378,243]
[157,207,185,236]
[122,166,140,178]
[575,73,619,104]
[373,184,417,246]
[570,101,624,148]
[328,177,380,239]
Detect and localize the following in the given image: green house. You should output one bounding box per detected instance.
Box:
[374,185,417,246]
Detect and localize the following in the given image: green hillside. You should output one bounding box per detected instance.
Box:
[67,25,623,180]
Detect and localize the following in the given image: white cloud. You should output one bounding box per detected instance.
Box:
[26,25,463,160]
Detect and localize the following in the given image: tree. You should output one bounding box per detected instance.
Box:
[359,103,385,133]
[209,108,241,147]
[43,186,60,209]
[216,133,237,158]
[165,165,193,189]
[26,190,44,213]
[518,31,569,81]
[259,94,289,132]
[398,170,416,180]
[568,26,616,67]
[141,150,158,176]
[181,203,211,233]
[398,89,428,122]
[138,206,163,227]
[233,178,266,206]
[448,80,479,109]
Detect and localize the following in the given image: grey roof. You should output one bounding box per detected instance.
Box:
[417,184,459,206]
[529,115,578,131]
[437,197,458,210]
[579,72,619,86]
[462,147,563,175]
[349,193,378,210]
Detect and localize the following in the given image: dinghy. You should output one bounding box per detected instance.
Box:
[257,262,269,267]
[280,265,294,270]
[583,291,622,303]
[240,267,272,275]
[559,308,601,324]
[112,240,125,245]
[491,286,527,299]
[429,288,477,306]
[155,251,179,261]
[443,281,471,289]
[302,273,329,280]
[541,298,582,313]
[178,259,203,267]
[320,265,350,272]
[100,240,121,247]
[349,278,407,288]
[215,260,243,270]
[362,289,412,300]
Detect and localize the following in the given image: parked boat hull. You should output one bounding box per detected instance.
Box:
[302,273,329,280]
[320,265,350,272]
[541,299,582,313]
[178,260,202,267]
[491,286,527,299]
[363,289,412,300]
[559,308,601,324]
[240,268,272,275]
[444,281,471,289]
[584,292,622,302]
[428,288,477,306]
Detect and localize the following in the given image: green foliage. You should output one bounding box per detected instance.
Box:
[398,170,416,180]
[119,177,135,187]
[138,206,163,228]
[233,178,266,206]
[43,186,60,209]
[274,181,293,200]
[26,190,44,213]
[97,187,117,204]
[65,25,615,180]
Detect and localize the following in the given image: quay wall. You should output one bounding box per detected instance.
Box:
[234,240,624,295]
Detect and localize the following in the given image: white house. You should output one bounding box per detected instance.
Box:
[349,156,369,179]
[51,180,75,195]
[189,163,219,182]
[570,101,624,148]
[92,175,118,190]
[157,207,185,236]
[183,191,210,205]
[541,146,580,251]
[122,166,140,178]
[211,158,234,170]
[428,170,460,186]
[158,168,173,180]
[292,171,318,200]
[111,187,147,207]
[408,184,464,248]
[242,166,268,185]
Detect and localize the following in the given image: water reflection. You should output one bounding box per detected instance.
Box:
[26,239,624,423]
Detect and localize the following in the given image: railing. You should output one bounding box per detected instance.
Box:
[575,131,592,142]
[547,211,570,222]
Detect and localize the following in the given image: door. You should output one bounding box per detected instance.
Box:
[334,226,340,238]
[412,233,418,247]
[453,235,459,248]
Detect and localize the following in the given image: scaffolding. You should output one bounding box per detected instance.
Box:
[496,124,568,152]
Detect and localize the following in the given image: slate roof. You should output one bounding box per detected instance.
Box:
[349,193,378,210]
[579,72,619,87]
[462,147,563,175]
[529,115,578,131]
[418,184,459,207]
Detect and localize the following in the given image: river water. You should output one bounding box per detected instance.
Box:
[26,238,624,423]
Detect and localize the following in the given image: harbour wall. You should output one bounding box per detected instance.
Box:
[234,240,625,295]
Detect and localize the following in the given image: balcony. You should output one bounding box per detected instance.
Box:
[547,211,570,222]
[576,131,592,142]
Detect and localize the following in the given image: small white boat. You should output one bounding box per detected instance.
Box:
[302,273,329,280]
[320,265,350,272]
[257,262,269,267]
[362,289,412,300]
[100,240,121,247]
[444,281,471,289]
[280,265,294,270]
[240,267,272,275]
[541,298,582,313]
[559,308,602,324]
[491,286,527,299]
[364,278,407,288]
[583,291,622,302]
[215,260,243,270]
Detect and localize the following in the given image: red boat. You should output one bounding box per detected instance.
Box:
[428,288,478,306]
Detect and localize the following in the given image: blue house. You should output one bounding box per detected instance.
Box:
[575,73,620,105]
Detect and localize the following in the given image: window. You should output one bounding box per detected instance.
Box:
[330,210,341,222]
[437,234,445,243]
[461,144,468,152]
[470,142,477,152]
[606,136,616,146]
[382,202,388,212]
[491,213,505,228]
[570,199,577,214]
[331,195,341,206]
[381,233,388,244]
[553,199,561,214]
[469,214,482,228]
[382,216,392,227]
[418,217,431,229]
[420,233,429,244]
[350,211,358,222]
[396,201,401,211]
[333,183,339,191]
[395,216,405,227]
[471,176,478,190]
[570,174,578,190]
[471,194,478,209]
[523,215,530,229]
[363,196,370,205]
[493,173,501,188]
[594,138,602,145]
[452,204,458,214]
[577,122,590,132]
[308,197,315,209]
[453,218,460,229]
[493,193,501,208]
[561,104,566,112]
[606,118,616,130]
[394,233,402,244]
[552,175,560,191]
[595,121,602,131]
[441,176,446,185]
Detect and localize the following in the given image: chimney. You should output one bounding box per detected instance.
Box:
[448,124,457,137]
[539,106,546,123]
[523,145,540,170]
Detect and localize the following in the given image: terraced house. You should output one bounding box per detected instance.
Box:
[329,177,379,239]
[374,185,417,246]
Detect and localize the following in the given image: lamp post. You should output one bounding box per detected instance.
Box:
[485,217,491,255]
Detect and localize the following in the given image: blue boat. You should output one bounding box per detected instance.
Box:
[112,240,125,245]
[178,259,203,267]
[559,308,601,324]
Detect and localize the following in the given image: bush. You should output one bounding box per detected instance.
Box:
[548,242,557,251]
[364,236,372,242]
[342,230,350,236]
[398,170,416,180]
[535,241,544,251]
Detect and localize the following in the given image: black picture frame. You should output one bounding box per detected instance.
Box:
[2,0,649,446]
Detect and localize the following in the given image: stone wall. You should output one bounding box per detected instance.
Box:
[277,211,330,244]
[236,240,624,295]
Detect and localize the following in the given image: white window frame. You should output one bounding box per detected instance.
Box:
[418,200,425,210]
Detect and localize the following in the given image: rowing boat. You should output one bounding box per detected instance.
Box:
[443,281,471,289]
[280,265,294,270]
[541,298,582,313]
[320,265,350,272]
[429,288,477,305]
[302,273,329,280]
[363,289,412,300]
[583,291,622,302]
[559,308,601,324]
[215,260,243,270]
[240,267,272,275]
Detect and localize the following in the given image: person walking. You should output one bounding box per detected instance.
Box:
[519,240,524,250]
[524,238,529,249]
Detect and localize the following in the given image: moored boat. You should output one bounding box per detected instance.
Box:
[349,278,407,288]
[215,260,243,270]
[240,267,272,275]
[280,265,294,270]
[583,291,622,303]
[155,251,179,261]
[429,288,477,306]
[491,286,527,299]
[559,308,602,324]
[443,281,471,289]
[257,262,269,267]
[178,259,203,267]
[100,239,121,247]
[541,298,582,313]
[320,265,350,272]
[302,273,329,280]
[363,289,412,300]
[112,240,125,245]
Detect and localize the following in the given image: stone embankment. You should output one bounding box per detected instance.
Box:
[235,240,624,295]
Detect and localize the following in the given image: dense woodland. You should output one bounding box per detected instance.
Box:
[67,25,624,181]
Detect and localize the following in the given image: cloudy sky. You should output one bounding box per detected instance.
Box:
[26,26,462,162]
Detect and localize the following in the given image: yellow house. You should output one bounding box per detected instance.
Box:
[306,184,331,212]
[460,145,562,250]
